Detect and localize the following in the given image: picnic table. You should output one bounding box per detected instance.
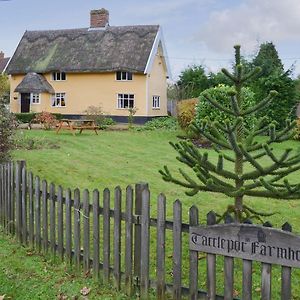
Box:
[56,119,99,135]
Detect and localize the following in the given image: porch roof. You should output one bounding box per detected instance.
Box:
[15,72,55,94]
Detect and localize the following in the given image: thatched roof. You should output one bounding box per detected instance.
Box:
[15,72,55,93]
[0,57,9,73]
[7,25,160,75]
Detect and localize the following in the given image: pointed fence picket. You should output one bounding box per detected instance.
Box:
[0,161,300,300]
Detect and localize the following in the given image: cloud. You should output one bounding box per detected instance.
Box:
[197,0,300,53]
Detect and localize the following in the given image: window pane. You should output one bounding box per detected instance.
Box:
[122,72,126,80]
[61,72,66,80]
[116,72,121,80]
[127,72,132,80]
[129,100,134,108]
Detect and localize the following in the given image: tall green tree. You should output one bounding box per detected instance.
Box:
[177,65,210,98]
[252,42,284,76]
[250,42,298,128]
[160,45,300,222]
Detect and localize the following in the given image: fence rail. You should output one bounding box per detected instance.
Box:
[0,161,299,299]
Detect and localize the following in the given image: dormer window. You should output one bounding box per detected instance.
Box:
[52,72,66,81]
[116,71,132,81]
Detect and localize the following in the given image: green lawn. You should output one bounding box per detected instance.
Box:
[8,129,300,299]
[0,230,131,300]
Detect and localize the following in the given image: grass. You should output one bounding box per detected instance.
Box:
[8,128,300,299]
[0,230,132,300]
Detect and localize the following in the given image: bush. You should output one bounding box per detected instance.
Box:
[195,85,256,130]
[137,117,178,131]
[33,112,57,130]
[0,102,14,163]
[83,105,116,129]
[15,113,37,123]
[177,98,198,130]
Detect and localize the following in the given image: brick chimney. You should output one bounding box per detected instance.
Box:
[0,51,4,60]
[90,8,109,28]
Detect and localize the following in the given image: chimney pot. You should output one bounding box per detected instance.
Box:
[0,51,4,59]
[90,8,109,28]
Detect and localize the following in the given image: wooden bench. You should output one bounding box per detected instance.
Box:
[56,119,99,135]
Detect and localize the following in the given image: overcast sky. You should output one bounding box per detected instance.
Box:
[1,0,300,80]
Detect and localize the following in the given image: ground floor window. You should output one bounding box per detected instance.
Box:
[117,93,134,109]
[30,93,40,104]
[152,95,160,108]
[52,93,66,107]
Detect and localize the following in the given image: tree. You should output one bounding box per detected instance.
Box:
[160,45,300,223]
[0,74,14,163]
[177,65,210,99]
[252,42,284,77]
[0,74,9,103]
[250,42,298,128]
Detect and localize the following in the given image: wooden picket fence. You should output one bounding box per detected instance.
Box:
[0,160,300,299]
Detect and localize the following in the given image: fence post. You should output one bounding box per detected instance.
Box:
[134,182,149,291]
[15,161,23,243]
[140,187,150,300]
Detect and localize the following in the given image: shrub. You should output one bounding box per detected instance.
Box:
[137,117,178,131]
[33,112,57,130]
[128,107,138,129]
[195,85,256,130]
[0,102,14,163]
[15,113,37,123]
[83,105,115,129]
[177,98,198,130]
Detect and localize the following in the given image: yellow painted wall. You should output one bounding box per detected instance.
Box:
[147,47,168,116]
[11,73,147,116]
[10,61,167,117]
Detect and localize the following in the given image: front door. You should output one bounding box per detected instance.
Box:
[21,93,30,113]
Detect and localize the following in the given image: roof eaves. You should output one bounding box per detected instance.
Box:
[144,26,171,79]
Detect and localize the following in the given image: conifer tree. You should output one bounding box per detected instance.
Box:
[160,45,300,222]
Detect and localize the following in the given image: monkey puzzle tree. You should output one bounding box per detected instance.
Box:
[160,45,300,222]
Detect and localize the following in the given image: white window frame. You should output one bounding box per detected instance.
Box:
[52,92,66,107]
[152,95,160,109]
[52,72,67,81]
[117,93,135,109]
[116,71,133,81]
[30,93,41,104]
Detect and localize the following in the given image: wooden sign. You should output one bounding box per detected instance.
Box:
[190,224,300,268]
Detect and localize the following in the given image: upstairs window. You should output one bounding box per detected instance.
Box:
[152,95,160,109]
[31,93,40,104]
[116,71,133,81]
[52,93,66,107]
[118,93,134,109]
[52,72,66,81]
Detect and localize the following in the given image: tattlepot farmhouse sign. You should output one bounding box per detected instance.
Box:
[190,224,300,268]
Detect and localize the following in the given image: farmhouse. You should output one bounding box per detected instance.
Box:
[6,9,170,122]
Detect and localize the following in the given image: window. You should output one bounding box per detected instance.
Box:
[117,94,134,109]
[52,72,66,81]
[31,93,40,104]
[116,71,133,81]
[152,95,160,109]
[52,93,66,107]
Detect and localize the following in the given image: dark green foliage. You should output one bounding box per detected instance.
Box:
[160,45,300,223]
[14,113,37,123]
[249,42,298,128]
[177,65,210,98]
[98,117,116,129]
[252,42,284,77]
[0,101,14,163]
[252,71,298,128]
[137,117,178,131]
